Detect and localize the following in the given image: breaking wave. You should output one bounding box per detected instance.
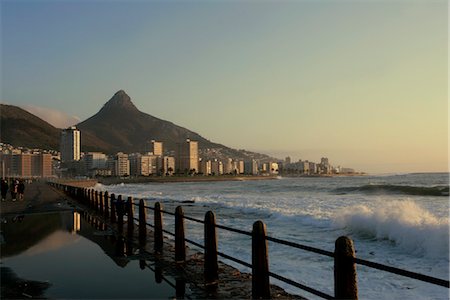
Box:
[335,184,449,196]
[333,200,449,259]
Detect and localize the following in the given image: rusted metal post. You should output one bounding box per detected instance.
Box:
[334,236,358,300]
[99,191,104,213]
[204,211,218,285]
[138,199,147,245]
[94,191,98,211]
[110,193,117,223]
[127,196,134,237]
[117,195,124,233]
[104,191,109,218]
[154,202,163,254]
[88,189,92,207]
[252,220,270,299]
[175,206,185,263]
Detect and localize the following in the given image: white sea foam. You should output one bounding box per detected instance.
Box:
[333,200,449,259]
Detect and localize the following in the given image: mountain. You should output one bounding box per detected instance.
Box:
[0,104,60,150]
[78,90,273,161]
[1,92,276,162]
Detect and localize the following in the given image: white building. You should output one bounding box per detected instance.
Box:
[211,159,223,176]
[115,152,130,177]
[60,126,80,163]
[176,139,199,174]
[199,159,212,175]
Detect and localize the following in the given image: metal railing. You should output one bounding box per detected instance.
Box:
[52,183,450,300]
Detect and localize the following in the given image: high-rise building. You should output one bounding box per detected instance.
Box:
[146,140,163,156]
[60,126,80,163]
[211,159,223,176]
[244,159,258,175]
[31,153,53,177]
[176,139,198,174]
[84,152,107,170]
[115,152,130,177]
[199,159,212,175]
[162,156,175,176]
[129,153,158,176]
[0,152,51,178]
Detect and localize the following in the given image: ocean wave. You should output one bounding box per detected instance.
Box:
[333,200,449,259]
[335,184,449,196]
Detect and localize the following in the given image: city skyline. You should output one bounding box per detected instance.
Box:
[2,0,447,174]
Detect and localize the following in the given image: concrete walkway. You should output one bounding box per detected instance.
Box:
[0,181,70,216]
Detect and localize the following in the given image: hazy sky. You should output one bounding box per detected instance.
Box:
[1,0,447,173]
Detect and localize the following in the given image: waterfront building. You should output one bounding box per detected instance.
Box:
[31,153,52,177]
[0,152,52,178]
[223,158,233,174]
[176,139,198,174]
[115,152,130,177]
[163,156,175,176]
[238,160,245,174]
[129,153,158,176]
[269,162,279,174]
[145,140,163,156]
[244,159,258,175]
[199,159,212,175]
[211,159,223,176]
[84,152,107,170]
[60,126,80,163]
[285,156,291,164]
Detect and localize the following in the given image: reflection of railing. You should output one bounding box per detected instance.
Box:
[52,183,450,300]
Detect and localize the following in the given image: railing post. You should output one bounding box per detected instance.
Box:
[99,191,104,213]
[94,191,99,211]
[104,191,109,218]
[139,199,147,245]
[334,236,358,300]
[88,189,92,207]
[154,202,163,254]
[175,206,185,263]
[252,220,270,299]
[117,195,124,233]
[204,211,218,285]
[110,193,116,223]
[127,196,134,237]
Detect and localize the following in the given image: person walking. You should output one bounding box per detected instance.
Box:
[18,180,25,201]
[10,179,18,202]
[1,179,8,201]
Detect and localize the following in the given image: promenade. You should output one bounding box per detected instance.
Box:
[0,181,72,216]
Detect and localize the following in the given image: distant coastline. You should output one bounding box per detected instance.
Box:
[95,175,278,185]
[59,172,369,187]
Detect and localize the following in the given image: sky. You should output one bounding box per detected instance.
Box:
[1,0,448,174]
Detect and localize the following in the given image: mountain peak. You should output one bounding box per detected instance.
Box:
[102,90,138,112]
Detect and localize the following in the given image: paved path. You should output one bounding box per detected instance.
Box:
[0,181,69,216]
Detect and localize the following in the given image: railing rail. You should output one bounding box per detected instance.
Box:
[52,183,450,300]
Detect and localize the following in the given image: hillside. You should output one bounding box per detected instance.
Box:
[0,104,60,150]
[77,90,274,161]
[1,92,277,162]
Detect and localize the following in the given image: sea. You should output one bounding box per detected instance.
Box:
[97,173,449,299]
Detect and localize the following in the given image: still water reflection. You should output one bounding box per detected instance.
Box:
[1,211,180,299]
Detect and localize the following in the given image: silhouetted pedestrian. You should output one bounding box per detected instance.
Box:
[11,179,18,201]
[18,180,25,201]
[1,179,8,201]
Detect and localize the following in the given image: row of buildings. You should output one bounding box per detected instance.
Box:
[59,127,271,178]
[0,126,354,178]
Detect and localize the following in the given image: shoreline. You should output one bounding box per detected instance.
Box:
[55,173,367,187]
[95,175,278,185]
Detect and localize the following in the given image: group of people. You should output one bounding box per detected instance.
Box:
[1,178,26,202]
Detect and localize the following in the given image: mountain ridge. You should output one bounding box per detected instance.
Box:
[1,91,277,162]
